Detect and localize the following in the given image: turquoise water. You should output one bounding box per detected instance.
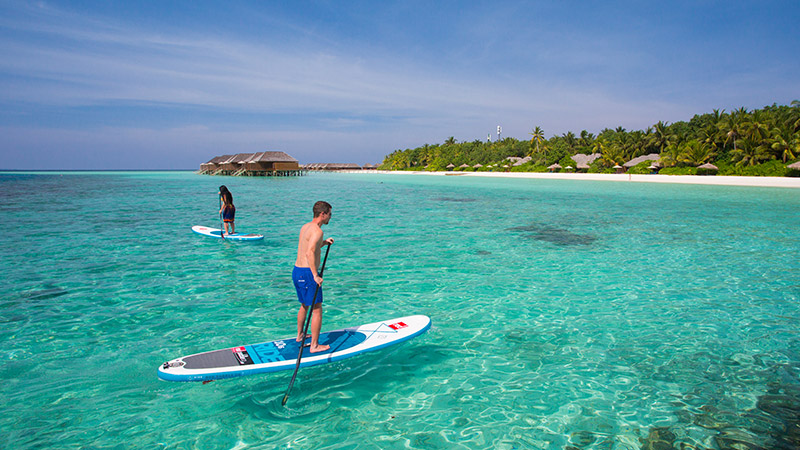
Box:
[2,171,799,449]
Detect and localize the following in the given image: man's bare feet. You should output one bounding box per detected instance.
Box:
[296,333,307,342]
[309,344,330,353]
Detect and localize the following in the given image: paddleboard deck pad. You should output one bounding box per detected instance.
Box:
[192,225,264,241]
[158,315,431,382]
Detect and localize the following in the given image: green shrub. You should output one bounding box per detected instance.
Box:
[659,167,697,175]
[717,160,787,177]
[626,161,657,174]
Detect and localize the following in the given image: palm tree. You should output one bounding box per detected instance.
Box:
[650,121,672,154]
[789,100,800,131]
[742,110,769,142]
[719,109,747,152]
[731,136,769,166]
[677,140,715,166]
[444,136,457,146]
[577,130,595,153]
[600,140,625,167]
[529,126,545,154]
[770,127,799,163]
[562,131,577,152]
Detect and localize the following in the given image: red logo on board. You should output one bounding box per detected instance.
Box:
[388,322,408,330]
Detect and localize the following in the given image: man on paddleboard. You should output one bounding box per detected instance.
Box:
[293,201,334,353]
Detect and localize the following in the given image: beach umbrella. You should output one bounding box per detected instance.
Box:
[547,164,562,172]
[473,163,483,168]
[446,163,455,169]
[697,163,719,176]
[786,161,800,170]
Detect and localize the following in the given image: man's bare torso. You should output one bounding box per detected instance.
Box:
[295,221,322,268]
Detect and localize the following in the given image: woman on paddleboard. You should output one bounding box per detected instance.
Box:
[218,185,235,235]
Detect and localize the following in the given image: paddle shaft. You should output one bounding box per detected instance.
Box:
[282,243,331,406]
[219,195,225,240]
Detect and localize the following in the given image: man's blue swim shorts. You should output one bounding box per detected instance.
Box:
[292,266,322,306]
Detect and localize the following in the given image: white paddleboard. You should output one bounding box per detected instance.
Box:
[192,225,264,241]
[158,315,431,382]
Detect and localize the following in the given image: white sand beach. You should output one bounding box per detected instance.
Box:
[346,170,800,189]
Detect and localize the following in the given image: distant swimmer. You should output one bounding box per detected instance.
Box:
[293,201,334,353]
[218,185,235,235]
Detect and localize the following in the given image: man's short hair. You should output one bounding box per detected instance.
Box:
[313,201,332,217]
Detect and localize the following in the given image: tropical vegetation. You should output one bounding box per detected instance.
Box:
[379,102,800,176]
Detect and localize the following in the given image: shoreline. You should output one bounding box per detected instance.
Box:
[340,170,800,189]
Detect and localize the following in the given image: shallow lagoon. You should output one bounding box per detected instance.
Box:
[1,171,799,449]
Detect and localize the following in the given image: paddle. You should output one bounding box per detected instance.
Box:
[218,194,225,240]
[282,243,332,406]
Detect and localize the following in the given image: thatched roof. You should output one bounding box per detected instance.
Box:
[229,153,255,164]
[548,163,562,169]
[572,153,601,169]
[624,153,660,168]
[513,156,532,166]
[205,154,233,164]
[698,163,718,170]
[473,163,483,168]
[459,164,470,168]
[446,163,455,168]
[787,161,800,170]
[248,151,298,163]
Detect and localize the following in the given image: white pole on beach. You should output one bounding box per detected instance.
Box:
[497,125,502,140]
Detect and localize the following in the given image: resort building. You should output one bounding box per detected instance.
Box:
[623,153,661,170]
[199,152,302,176]
[572,153,602,171]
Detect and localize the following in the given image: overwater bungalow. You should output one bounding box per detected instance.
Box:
[218,153,254,176]
[303,163,362,171]
[199,155,233,174]
[199,152,301,176]
[243,151,301,176]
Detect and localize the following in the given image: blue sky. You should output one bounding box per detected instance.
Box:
[1,1,798,169]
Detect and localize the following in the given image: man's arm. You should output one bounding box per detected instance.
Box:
[305,227,323,284]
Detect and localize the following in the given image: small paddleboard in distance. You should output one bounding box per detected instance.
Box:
[192,225,264,241]
[158,315,431,382]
